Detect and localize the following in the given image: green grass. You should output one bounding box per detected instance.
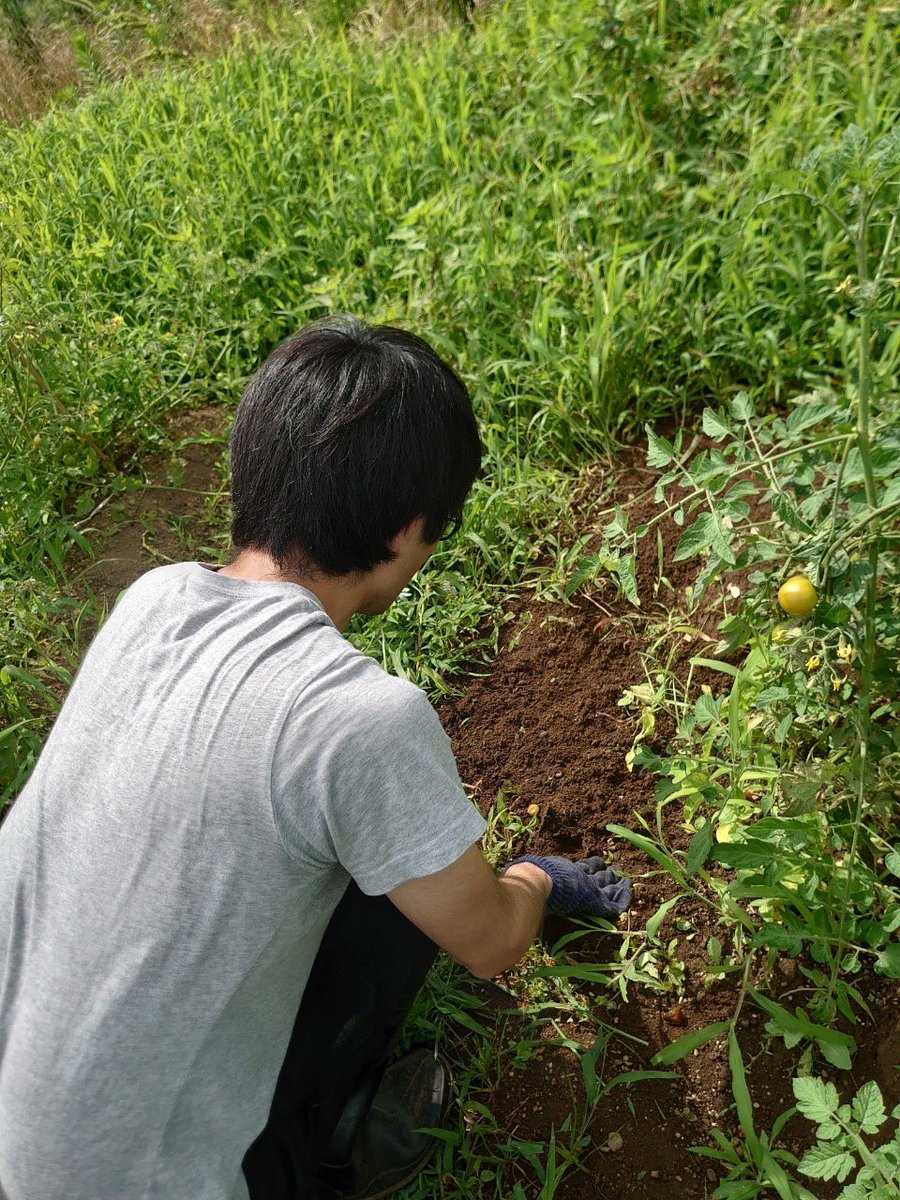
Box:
[2,0,897,804]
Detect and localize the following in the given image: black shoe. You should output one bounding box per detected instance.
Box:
[315,1048,451,1200]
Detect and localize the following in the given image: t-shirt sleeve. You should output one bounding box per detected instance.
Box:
[271,672,487,895]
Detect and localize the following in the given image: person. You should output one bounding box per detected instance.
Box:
[0,315,632,1200]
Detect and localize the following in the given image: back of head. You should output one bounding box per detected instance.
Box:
[229,315,483,577]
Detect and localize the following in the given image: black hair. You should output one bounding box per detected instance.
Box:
[228,314,483,576]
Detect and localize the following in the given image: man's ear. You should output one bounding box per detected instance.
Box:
[391,516,428,548]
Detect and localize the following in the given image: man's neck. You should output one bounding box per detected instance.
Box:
[215,549,361,632]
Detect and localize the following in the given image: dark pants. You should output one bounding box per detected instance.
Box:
[242,880,439,1200]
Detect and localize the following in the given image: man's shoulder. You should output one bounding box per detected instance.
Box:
[318,651,432,723]
[273,654,445,791]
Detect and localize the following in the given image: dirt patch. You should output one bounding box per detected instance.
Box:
[438,477,899,1198]
[67,402,230,633]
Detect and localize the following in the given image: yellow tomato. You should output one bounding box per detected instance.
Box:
[777,575,818,618]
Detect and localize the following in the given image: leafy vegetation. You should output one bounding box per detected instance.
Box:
[587,119,898,1198]
[3,0,896,799]
[1,0,897,1191]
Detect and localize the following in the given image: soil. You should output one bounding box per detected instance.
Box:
[438,464,900,1199]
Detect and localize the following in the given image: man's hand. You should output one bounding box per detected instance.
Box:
[386,845,632,980]
[502,853,632,919]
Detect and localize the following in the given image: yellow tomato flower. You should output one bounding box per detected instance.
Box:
[772,626,785,643]
[837,642,853,662]
[832,675,841,692]
[805,655,821,671]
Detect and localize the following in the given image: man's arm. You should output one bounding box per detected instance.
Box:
[387,843,552,979]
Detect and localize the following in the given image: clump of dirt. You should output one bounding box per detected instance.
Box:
[439,474,899,1199]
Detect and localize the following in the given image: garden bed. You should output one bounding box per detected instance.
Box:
[439,468,899,1198]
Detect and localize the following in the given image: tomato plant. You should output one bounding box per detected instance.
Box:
[578,125,900,1032]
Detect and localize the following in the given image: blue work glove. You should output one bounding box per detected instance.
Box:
[502,854,633,919]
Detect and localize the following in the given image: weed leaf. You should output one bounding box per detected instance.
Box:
[817,1039,853,1071]
[650,1020,730,1065]
[646,895,680,940]
[728,1028,761,1156]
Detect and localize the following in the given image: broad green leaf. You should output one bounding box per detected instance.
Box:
[645,425,675,468]
[730,392,754,420]
[605,505,629,539]
[821,603,852,629]
[793,1076,840,1122]
[798,1143,856,1183]
[674,513,715,560]
[694,691,719,727]
[756,925,804,955]
[687,821,715,877]
[709,511,737,565]
[815,1120,841,1140]
[702,408,733,441]
[773,493,814,534]
[711,840,777,869]
[836,1184,867,1200]
[817,1039,853,1071]
[874,944,900,978]
[564,552,601,598]
[650,1020,731,1065]
[850,1081,885,1134]
[615,553,640,608]
[884,849,900,879]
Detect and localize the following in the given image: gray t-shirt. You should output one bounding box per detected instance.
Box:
[0,561,486,1200]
